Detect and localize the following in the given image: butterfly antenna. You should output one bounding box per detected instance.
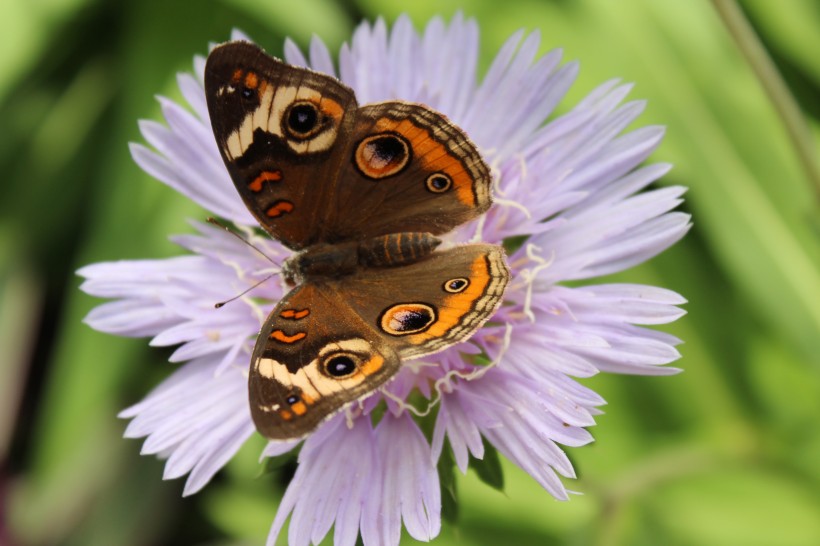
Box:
[206,217,278,265]
[206,217,282,309]
[214,271,279,308]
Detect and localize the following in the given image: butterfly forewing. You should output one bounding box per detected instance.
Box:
[205,43,493,249]
[205,42,358,249]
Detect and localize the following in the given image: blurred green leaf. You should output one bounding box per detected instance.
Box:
[471,440,504,492]
[743,0,820,87]
[256,450,297,478]
[438,440,460,524]
[0,0,94,103]
[204,484,279,542]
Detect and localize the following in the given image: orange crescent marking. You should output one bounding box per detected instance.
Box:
[270,330,306,343]
[266,200,294,218]
[249,170,282,192]
[231,68,244,83]
[244,71,258,89]
[280,308,310,319]
[318,96,344,120]
[359,354,384,376]
[279,409,293,421]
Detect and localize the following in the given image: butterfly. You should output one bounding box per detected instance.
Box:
[204,41,510,440]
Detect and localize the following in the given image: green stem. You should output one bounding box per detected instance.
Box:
[711,0,820,203]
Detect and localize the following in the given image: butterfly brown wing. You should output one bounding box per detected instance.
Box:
[340,244,509,359]
[205,41,358,249]
[206,43,492,247]
[322,102,493,242]
[249,244,509,441]
[249,283,401,440]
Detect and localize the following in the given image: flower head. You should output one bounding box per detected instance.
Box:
[80,14,689,546]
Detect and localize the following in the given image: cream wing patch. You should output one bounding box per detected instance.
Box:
[254,338,384,400]
[220,83,343,160]
[267,85,297,140]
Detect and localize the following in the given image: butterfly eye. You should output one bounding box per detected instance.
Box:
[285,101,322,139]
[426,173,452,193]
[443,277,469,293]
[323,353,359,378]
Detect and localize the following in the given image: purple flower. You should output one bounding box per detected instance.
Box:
[79,14,689,546]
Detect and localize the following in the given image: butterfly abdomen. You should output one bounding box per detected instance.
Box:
[284,232,440,283]
[359,232,441,268]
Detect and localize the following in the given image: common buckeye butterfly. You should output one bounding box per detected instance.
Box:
[205,42,509,440]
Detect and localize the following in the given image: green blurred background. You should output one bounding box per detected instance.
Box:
[2,0,819,544]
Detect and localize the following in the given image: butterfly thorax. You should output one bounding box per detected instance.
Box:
[282,232,441,286]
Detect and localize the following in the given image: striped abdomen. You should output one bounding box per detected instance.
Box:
[359,232,441,268]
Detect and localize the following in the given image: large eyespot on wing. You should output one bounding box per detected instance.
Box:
[353,131,412,179]
[204,41,353,162]
[379,303,437,336]
[278,96,346,154]
[354,104,490,210]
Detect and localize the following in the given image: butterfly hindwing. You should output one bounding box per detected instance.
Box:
[248,244,509,439]
[338,244,510,359]
[249,283,401,440]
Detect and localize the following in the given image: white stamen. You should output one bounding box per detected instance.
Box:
[488,157,505,197]
[470,213,487,243]
[380,388,415,417]
[515,152,528,182]
[519,243,555,322]
[494,194,532,219]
